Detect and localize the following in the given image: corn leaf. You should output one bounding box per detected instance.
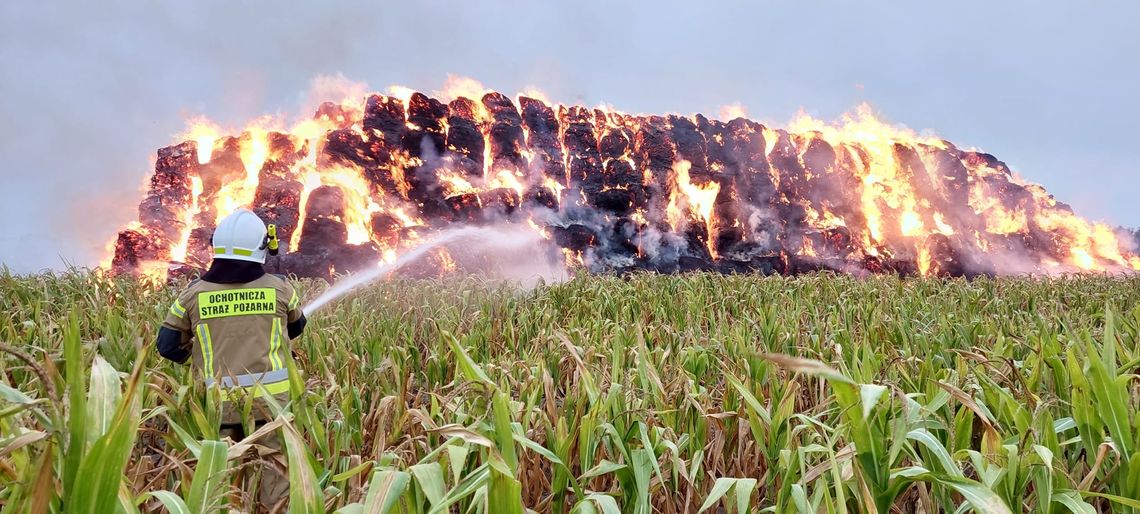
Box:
[66,348,146,514]
[361,469,410,514]
[186,440,228,514]
[86,356,121,445]
[27,439,55,514]
[698,478,739,513]
[62,310,87,496]
[1083,338,1133,457]
[447,333,494,389]
[1079,490,1140,508]
[410,463,446,506]
[907,429,961,478]
[428,463,490,514]
[580,460,627,480]
[142,491,192,514]
[1050,490,1096,514]
[570,494,621,514]
[889,467,1011,514]
[282,421,324,514]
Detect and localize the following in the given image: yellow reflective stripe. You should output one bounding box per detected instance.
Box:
[269,318,283,370]
[214,247,255,256]
[169,299,187,318]
[288,287,299,310]
[196,323,214,379]
[216,378,290,402]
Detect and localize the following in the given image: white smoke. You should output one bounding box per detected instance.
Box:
[303,224,566,314]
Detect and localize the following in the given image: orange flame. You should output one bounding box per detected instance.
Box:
[212,127,270,223]
[170,176,203,262]
[183,117,221,165]
[543,176,566,197]
[437,168,478,197]
[489,169,525,198]
[667,160,721,258]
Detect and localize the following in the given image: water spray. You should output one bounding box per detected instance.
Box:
[301,224,565,315]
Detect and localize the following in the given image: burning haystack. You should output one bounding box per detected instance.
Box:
[109,83,1140,280]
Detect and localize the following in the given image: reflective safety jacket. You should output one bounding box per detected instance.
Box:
[161,273,303,399]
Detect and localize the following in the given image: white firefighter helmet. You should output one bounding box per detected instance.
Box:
[211,208,269,263]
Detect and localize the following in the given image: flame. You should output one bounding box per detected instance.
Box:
[789,103,944,147]
[718,102,749,121]
[435,75,490,103]
[526,217,551,239]
[331,171,379,245]
[183,117,221,164]
[933,212,954,235]
[1035,208,1127,269]
[918,244,932,276]
[667,160,721,258]
[761,126,779,160]
[386,85,416,106]
[987,207,1027,235]
[1092,224,1125,263]
[789,107,942,260]
[518,86,552,105]
[436,166,528,200]
[302,165,380,245]
[390,205,422,227]
[969,176,1028,235]
[437,168,477,197]
[437,248,457,272]
[1071,247,1094,270]
[435,75,495,124]
[800,237,817,257]
[136,260,173,282]
[900,211,924,237]
[170,176,203,262]
[291,166,323,251]
[562,248,584,268]
[489,169,525,198]
[239,127,270,175]
[806,208,847,230]
[290,118,335,163]
[543,176,566,197]
[211,127,270,223]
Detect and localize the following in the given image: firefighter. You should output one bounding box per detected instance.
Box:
[156,208,307,509]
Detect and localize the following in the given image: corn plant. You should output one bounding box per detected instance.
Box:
[1,269,1139,512]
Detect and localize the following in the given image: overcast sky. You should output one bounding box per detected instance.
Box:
[2,1,1137,273]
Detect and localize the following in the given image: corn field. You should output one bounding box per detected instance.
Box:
[1,270,1139,513]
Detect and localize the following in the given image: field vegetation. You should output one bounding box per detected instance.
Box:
[1,270,1139,513]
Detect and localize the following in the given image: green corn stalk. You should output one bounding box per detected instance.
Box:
[65,345,148,514]
[282,418,326,514]
[3,272,1140,512]
[762,353,1012,514]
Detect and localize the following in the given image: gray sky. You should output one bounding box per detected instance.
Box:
[2,1,1137,273]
